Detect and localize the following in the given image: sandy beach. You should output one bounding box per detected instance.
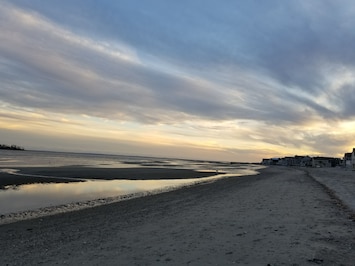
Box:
[0,166,355,265]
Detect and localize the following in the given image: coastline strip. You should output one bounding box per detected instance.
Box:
[1,166,354,265]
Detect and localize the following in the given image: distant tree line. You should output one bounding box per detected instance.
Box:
[0,144,25,150]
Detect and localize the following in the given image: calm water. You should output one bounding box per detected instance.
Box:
[0,150,263,223]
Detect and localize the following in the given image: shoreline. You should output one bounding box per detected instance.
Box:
[1,166,354,223]
[0,166,219,189]
[0,166,244,224]
[1,166,354,265]
[0,172,230,226]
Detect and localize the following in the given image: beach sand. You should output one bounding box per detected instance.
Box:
[306,167,355,214]
[0,166,354,265]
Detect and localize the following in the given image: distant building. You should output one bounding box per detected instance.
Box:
[344,152,352,168]
[278,157,293,166]
[300,156,312,167]
[261,158,280,165]
[270,158,280,165]
[261,155,341,168]
[261,158,270,165]
[312,157,340,168]
[352,148,355,170]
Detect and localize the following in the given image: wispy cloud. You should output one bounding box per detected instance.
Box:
[1,0,355,160]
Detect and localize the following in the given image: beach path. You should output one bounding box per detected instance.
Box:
[0,167,354,265]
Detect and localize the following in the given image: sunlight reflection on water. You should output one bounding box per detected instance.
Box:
[0,173,238,215]
[0,150,264,224]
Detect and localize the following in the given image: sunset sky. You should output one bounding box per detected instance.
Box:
[1,0,355,162]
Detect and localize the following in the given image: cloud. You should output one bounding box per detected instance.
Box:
[333,84,355,118]
[1,1,355,160]
[0,3,272,125]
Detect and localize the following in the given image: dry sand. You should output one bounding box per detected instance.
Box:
[0,166,355,265]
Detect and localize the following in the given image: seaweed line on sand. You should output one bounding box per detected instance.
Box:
[304,169,355,222]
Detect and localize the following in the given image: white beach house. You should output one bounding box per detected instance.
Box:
[344,152,352,168]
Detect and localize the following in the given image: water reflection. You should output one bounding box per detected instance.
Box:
[0,173,233,215]
[0,157,265,224]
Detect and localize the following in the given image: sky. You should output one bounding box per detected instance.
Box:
[1,0,355,162]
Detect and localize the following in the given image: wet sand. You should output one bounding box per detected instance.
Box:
[0,166,355,265]
[0,166,217,189]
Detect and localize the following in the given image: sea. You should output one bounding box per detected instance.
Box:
[0,150,264,224]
